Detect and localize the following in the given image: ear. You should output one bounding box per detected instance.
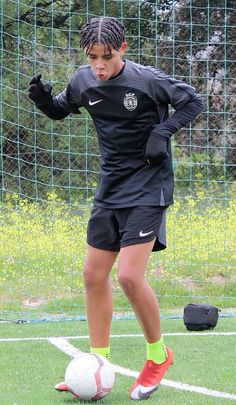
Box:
[119,42,127,55]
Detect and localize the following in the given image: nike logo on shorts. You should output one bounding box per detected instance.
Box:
[139,230,154,237]
[89,99,103,106]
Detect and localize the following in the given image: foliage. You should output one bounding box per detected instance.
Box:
[173,149,236,198]
[0,192,235,311]
[1,1,236,199]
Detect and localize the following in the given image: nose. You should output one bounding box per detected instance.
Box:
[95,60,105,70]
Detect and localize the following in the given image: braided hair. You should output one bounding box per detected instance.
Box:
[80,17,125,55]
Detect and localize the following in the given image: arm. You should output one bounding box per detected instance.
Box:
[151,94,204,138]
[28,74,80,120]
[145,70,204,166]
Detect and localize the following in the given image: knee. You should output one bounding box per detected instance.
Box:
[118,268,137,294]
[83,260,108,289]
[83,262,94,289]
[83,260,100,289]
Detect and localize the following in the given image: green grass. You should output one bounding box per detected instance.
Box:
[1,318,236,404]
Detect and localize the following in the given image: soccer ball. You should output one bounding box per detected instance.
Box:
[65,353,115,401]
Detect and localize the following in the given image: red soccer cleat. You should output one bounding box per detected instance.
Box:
[54,381,69,392]
[129,347,173,400]
[54,381,79,398]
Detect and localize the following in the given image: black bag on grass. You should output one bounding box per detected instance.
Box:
[183,304,220,331]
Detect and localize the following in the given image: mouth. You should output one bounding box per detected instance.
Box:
[97,73,106,80]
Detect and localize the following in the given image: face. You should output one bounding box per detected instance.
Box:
[86,42,127,81]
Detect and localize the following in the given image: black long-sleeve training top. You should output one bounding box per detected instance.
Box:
[39,59,204,208]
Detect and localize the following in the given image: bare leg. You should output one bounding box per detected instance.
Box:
[118,240,162,343]
[83,245,118,348]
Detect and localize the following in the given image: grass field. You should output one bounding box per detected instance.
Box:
[1,316,236,404]
[1,195,236,404]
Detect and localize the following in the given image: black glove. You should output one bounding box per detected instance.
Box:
[145,132,169,166]
[28,74,52,107]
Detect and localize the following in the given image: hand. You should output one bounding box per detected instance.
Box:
[145,133,169,166]
[28,74,52,106]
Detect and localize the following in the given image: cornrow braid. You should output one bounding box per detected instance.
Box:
[79,17,125,54]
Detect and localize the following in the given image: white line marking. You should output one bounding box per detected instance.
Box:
[49,338,236,401]
[48,337,82,357]
[1,331,236,342]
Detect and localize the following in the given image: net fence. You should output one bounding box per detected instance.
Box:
[0,0,236,321]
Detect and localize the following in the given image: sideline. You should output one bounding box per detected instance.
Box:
[1,331,236,342]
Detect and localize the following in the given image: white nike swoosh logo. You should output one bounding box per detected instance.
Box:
[138,386,158,399]
[139,230,154,237]
[89,99,103,106]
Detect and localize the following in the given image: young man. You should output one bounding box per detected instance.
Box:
[28,17,204,400]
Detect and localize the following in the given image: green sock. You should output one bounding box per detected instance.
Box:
[146,336,167,364]
[90,346,111,361]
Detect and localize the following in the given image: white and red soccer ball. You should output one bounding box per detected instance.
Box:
[65,353,115,401]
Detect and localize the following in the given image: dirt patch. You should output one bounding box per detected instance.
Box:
[23,298,48,308]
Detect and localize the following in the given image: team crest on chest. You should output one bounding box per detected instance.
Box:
[123,93,138,111]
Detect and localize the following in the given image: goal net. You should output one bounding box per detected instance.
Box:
[1,0,235,321]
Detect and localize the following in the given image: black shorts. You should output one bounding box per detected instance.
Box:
[87,205,167,252]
